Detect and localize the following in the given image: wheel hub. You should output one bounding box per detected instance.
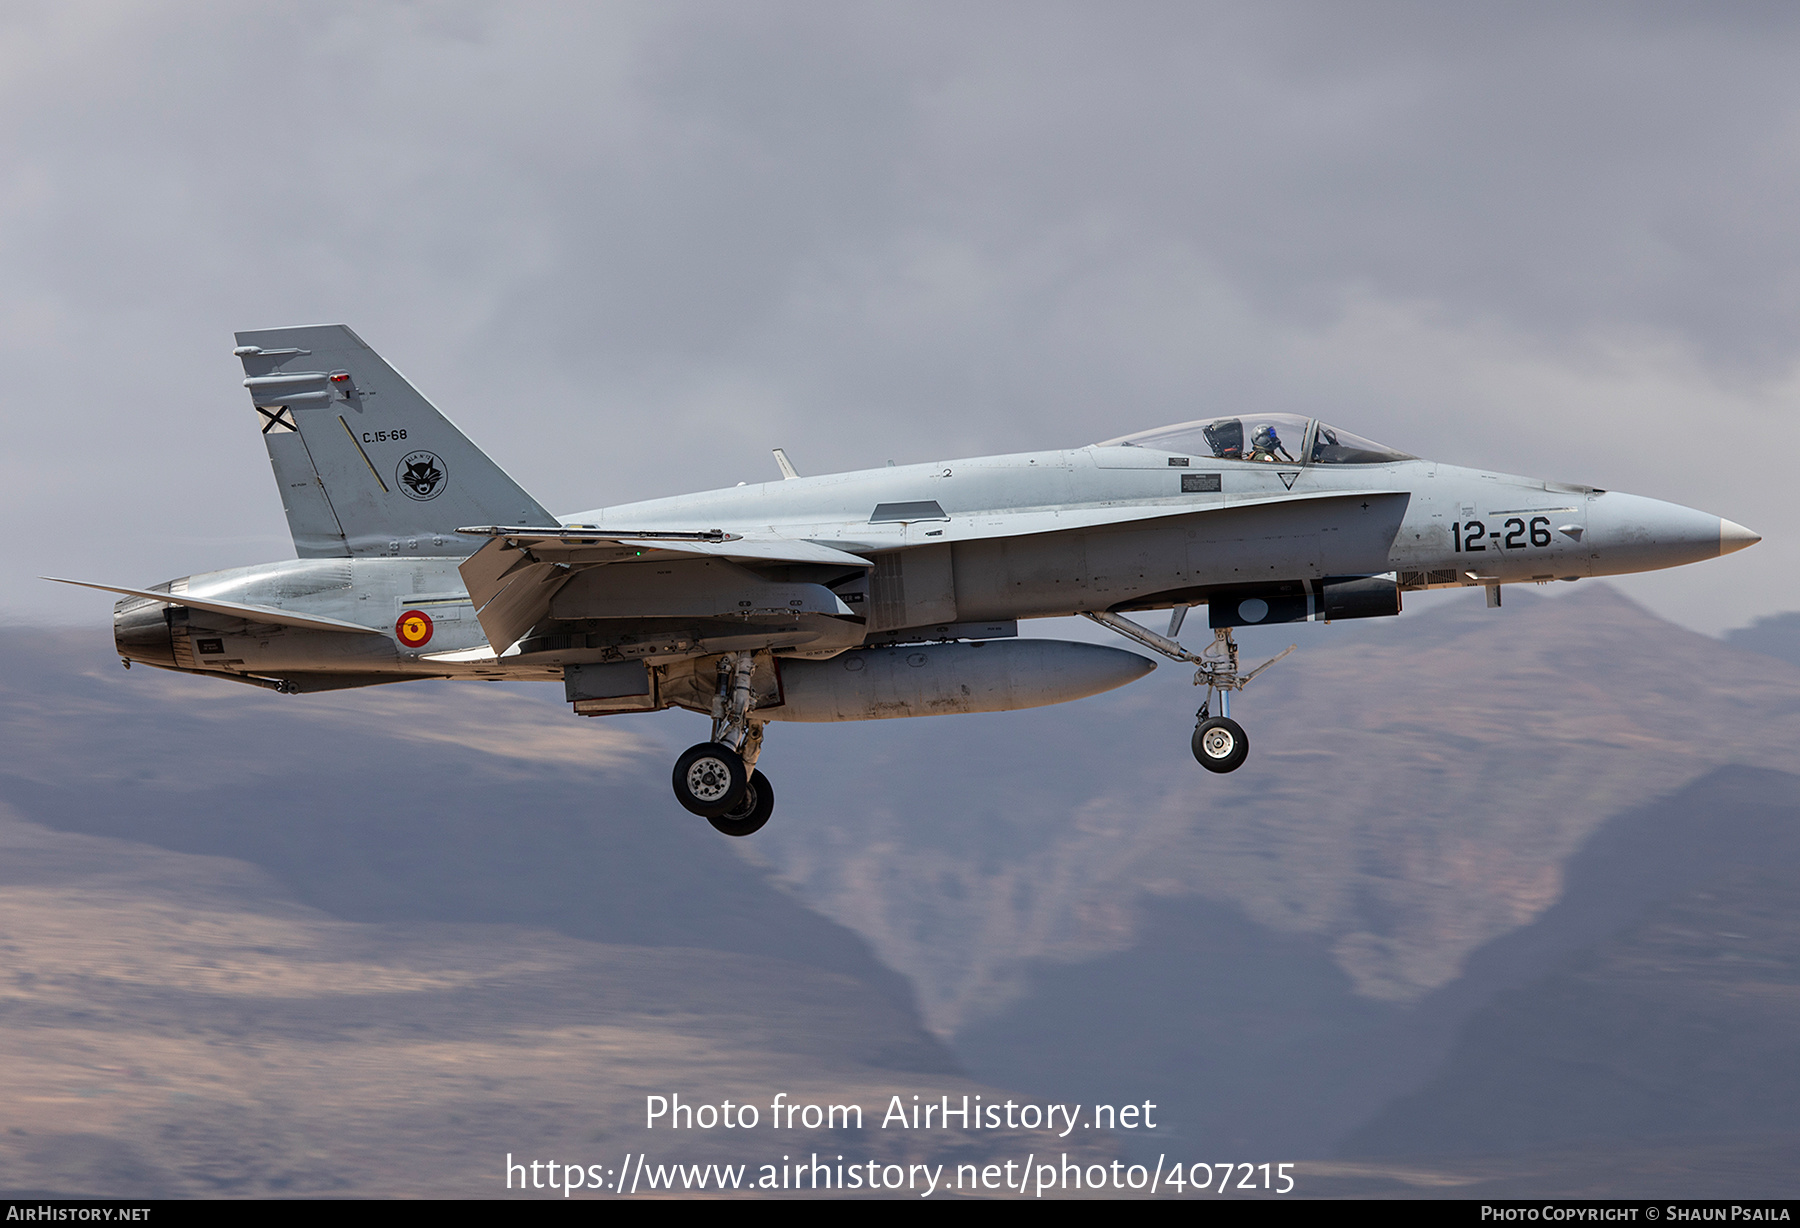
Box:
[685,757,734,802]
[1201,727,1236,758]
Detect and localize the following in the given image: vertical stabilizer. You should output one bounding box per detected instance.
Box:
[235,324,554,557]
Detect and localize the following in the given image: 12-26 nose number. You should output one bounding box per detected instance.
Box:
[1452,516,1553,553]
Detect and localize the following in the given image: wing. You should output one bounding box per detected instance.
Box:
[456,527,870,654]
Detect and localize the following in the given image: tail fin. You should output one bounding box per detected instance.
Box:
[235,324,554,557]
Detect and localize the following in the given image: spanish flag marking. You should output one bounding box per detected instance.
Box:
[396,609,434,648]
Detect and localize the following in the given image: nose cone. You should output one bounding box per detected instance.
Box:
[1587,493,1760,577]
[1720,519,1762,556]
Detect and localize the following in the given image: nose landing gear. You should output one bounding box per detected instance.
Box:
[1188,631,1263,774]
[1083,612,1292,775]
[1192,712,1249,773]
[671,651,776,835]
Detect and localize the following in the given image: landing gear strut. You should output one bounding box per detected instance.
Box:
[671,651,776,835]
[1082,612,1293,775]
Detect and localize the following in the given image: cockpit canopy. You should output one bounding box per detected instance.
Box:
[1098,414,1413,465]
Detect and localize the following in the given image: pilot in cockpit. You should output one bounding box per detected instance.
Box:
[1248,423,1294,463]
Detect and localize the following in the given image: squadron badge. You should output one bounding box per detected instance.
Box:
[397,450,447,500]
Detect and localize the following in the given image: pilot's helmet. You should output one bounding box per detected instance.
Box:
[1251,424,1280,450]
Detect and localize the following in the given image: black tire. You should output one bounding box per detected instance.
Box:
[672,742,747,817]
[708,770,775,837]
[1192,717,1249,773]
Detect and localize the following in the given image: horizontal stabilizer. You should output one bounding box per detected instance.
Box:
[43,577,384,635]
[458,541,572,655]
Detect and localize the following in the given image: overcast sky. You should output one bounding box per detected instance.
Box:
[4,1,1797,633]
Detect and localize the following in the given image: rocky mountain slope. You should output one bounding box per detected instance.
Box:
[1344,766,1800,1159]
[758,585,1800,1033]
[10,580,1799,1195]
[0,630,1107,1197]
[959,762,1800,1191]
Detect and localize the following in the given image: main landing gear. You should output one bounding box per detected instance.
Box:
[1082,611,1293,775]
[671,651,776,836]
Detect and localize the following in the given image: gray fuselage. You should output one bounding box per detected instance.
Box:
[113,441,1745,697]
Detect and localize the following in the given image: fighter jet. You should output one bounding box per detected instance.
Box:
[53,325,1761,836]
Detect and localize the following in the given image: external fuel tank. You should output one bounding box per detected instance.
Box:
[768,638,1154,722]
